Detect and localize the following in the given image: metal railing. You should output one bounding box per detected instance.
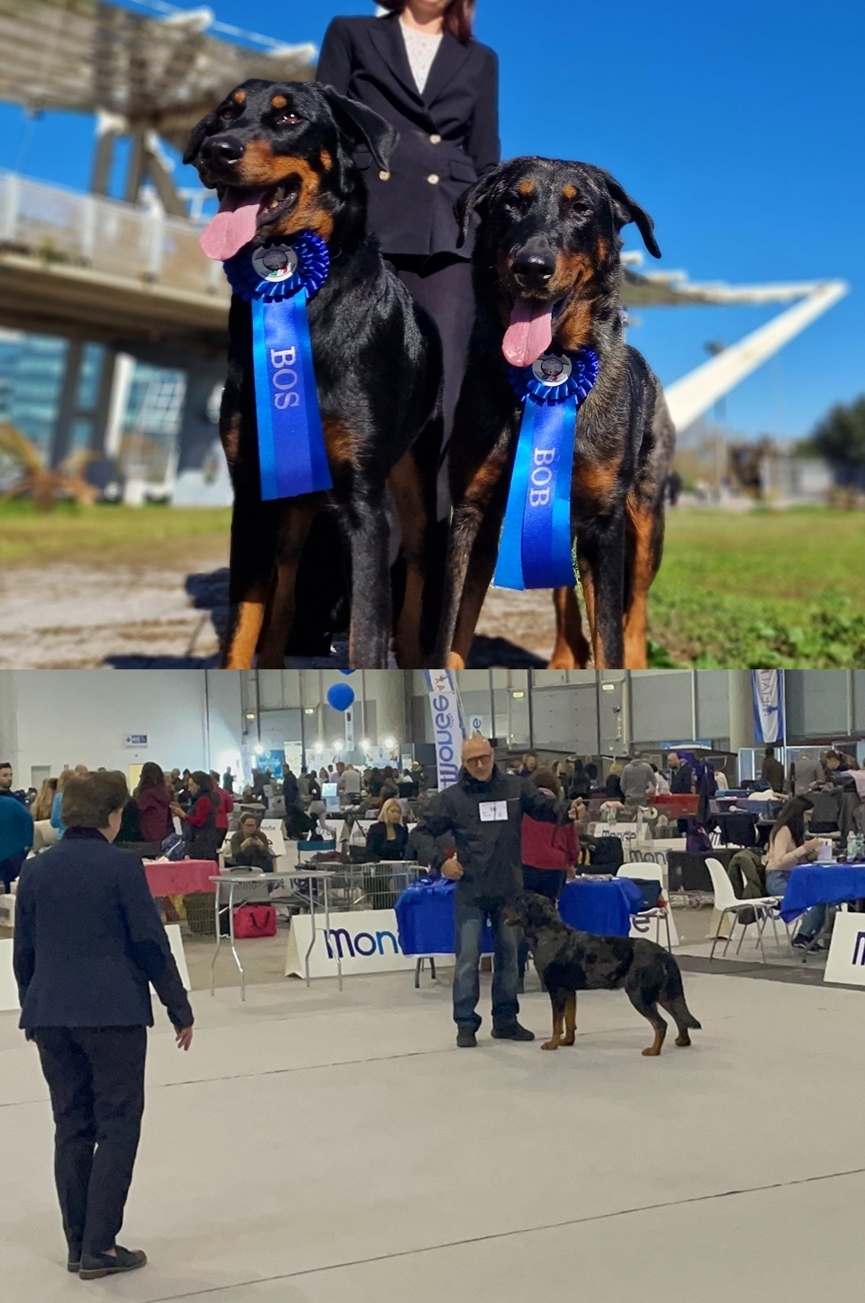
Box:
[0,170,228,300]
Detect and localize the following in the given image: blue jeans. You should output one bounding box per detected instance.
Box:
[453,899,519,1032]
[766,870,826,938]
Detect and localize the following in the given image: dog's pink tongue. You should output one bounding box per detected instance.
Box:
[199,191,265,261]
[502,299,554,368]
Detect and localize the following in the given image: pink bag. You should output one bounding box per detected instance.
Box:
[233,904,277,938]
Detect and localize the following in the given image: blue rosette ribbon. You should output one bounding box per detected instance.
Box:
[494,347,599,590]
[223,232,331,501]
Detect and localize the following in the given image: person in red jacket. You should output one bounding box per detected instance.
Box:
[210,771,234,849]
[134,764,173,845]
[518,768,580,989]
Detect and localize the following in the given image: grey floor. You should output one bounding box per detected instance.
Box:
[2,957,865,1302]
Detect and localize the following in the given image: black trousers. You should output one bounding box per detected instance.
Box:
[34,1026,147,1258]
[0,849,26,893]
[386,253,475,514]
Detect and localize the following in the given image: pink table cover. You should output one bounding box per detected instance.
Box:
[144,860,218,897]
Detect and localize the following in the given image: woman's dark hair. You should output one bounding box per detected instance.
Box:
[532,768,561,795]
[62,772,129,829]
[138,762,165,791]
[769,795,814,850]
[378,0,476,43]
[190,770,219,809]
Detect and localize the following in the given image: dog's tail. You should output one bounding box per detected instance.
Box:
[662,955,702,1030]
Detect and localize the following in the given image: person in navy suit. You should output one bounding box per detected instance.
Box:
[317,1,499,465]
[13,771,194,1280]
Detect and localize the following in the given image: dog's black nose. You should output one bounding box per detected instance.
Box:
[201,134,245,165]
[512,247,557,286]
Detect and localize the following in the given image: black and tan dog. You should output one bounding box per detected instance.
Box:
[437,157,675,670]
[506,893,701,1056]
[184,80,442,668]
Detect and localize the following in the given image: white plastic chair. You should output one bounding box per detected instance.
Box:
[705,856,782,963]
[617,863,672,951]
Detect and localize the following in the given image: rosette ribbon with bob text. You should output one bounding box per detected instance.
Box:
[223,232,331,501]
[493,347,599,590]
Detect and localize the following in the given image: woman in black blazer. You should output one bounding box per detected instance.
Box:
[317,1,500,453]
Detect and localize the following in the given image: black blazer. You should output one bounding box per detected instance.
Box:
[365,820,411,861]
[317,12,499,257]
[13,828,193,1031]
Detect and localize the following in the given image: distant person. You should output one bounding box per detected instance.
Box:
[764,795,826,949]
[50,768,78,840]
[793,750,823,794]
[366,798,411,860]
[0,761,33,894]
[517,768,579,987]
[761,746,786,793]
[229,815,274,871]
[221,767,235,794]
[282,766,300,809]
[337,762,362,801]
[13,772,193,1280]
[210,772,234,848]
[667,752,694,795]
[170,772,220,860]
[620,751,655,806]
[135,763,173,844]
[650,763,671,795]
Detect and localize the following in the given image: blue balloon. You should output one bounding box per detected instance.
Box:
[326,683,355,712]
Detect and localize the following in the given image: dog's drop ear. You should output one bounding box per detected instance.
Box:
[600,170,661,260]
[455,167,502,248]
[318,85,399,173]
[183,109,217,167]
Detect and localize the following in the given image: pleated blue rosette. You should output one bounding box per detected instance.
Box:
[223,232,332,501]
[494,347,599,590]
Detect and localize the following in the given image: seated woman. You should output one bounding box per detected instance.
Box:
[366,799,410,861]
[228,815,274,872]
[765,795,826,949]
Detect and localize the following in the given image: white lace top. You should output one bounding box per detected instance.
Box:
[399,23,443,94]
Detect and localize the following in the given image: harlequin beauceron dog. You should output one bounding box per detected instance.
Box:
[436,158,675,670]
[184,80,442,668]
[505,893,701,1056]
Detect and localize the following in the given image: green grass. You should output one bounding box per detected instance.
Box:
[0,501,231,565]
[1,501,862,667]
[648,506,865,667]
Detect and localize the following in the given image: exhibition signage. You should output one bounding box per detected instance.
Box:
[422,670,466,791]
[285,909,418,979]
[823,911,865,987]
[751,670,785,744]
[123,734,148,749]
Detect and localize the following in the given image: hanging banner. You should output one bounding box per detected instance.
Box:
[422,670,466,791]
[752,670,785,744]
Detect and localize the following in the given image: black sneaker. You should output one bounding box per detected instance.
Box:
[492,1022,535,1041]
[791,933,813,950]
[67,1250,81,1273]
[456,1028,477,1048]
[79,1246,148,1280]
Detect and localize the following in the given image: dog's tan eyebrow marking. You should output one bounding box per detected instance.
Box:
[319,149,333,171]
[271,94,288,109]
[562,183,578,200]
[232,89,246,104]
[517,179,535,196]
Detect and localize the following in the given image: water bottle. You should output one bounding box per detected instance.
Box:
[856,832,865,863]
[847,831,857,863]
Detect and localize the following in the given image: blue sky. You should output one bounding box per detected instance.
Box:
[1,0,862,438]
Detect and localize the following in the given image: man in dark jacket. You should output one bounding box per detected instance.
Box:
[413,736,578,1047]
[12,772,194,1281]
[761,746,786,793]
[668,752,694,795]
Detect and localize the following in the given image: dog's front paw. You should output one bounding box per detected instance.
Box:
[560,1034,576,1046]
[641,1045,662,1057]
[541,1039,561,1051]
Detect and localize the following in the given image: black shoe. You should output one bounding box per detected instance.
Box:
[67,1250,81,1273]
[792,933,813,950]
[492,1022,535,1041]
[79,1246,148,1279]
[456,1028,477,1048]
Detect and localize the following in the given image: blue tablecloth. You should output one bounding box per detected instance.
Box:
[394,877,642,955]
[779,864,865,923]
[394,880,493,955]
[558,877,644,935]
